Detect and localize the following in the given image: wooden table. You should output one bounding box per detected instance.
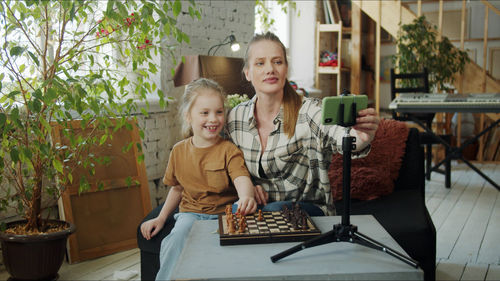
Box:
[171,215,423,280]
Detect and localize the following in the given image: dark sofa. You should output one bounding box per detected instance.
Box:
[137,127,436,281]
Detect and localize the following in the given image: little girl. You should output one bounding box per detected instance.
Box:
[140,78,257,280]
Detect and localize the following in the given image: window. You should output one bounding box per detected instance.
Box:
[255,1,290,48]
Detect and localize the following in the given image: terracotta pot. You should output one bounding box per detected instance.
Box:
[0,220,76,280]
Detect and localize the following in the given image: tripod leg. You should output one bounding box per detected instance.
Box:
[351,231,419,268]
[271,229,339,263]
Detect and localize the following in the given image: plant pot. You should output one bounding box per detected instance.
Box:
[0,220,76,280]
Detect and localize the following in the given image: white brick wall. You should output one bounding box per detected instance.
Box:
[144,1,255,208]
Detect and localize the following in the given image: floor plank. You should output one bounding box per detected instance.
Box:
[449,166,496,263]
[81,251,140,281]
[436,259,466,281]
[435,164,483,260]
[486,264,500,281]
[476,165,500,265]
[58,248,139,280]
[461,263,488,281]
[429,166,471,230]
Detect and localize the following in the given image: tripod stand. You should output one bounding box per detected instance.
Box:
[271,95,419,269]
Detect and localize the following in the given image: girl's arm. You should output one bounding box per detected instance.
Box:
[233,176,257,215]
[140,185,183,240]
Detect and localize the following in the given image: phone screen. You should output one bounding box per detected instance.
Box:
[321,95,368,125]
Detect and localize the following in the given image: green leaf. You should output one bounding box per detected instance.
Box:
[53,159,63,173]
[27,51,40,66]
[10,46,25,57]
[106,0,114,15]
[22,147,32,160]
[32,99,42,113]
[10,149,19,163]
[116,1,128,15]
[173,0,182,17]
[0,113,6,129]
[99,134,108,145]
[137,154,145,164]
[125,176,133,187]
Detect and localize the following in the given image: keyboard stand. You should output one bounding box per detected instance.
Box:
[407,115,499,191]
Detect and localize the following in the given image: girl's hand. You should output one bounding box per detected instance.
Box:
[140,217,165,240]
[353,108,379,144]
[237,196,258,215]
[254,185,269,205]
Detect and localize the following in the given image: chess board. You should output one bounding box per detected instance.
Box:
[218,211,321,246]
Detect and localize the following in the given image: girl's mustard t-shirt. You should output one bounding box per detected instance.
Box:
[163,137,250,214]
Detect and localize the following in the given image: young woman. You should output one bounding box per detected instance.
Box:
[141,78,257,280]
[227,32,379,216]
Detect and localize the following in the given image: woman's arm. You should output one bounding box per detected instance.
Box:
[140,185,183,240]
[233,176,257,215]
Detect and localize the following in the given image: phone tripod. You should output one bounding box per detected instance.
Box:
[271,93,419,269]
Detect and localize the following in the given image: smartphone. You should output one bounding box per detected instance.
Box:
[321,95,368,125]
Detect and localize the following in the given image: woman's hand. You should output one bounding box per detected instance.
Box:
[140,217,165,240]
[254,185,269,206]
[237,196,258,215]
[353,108,379,144]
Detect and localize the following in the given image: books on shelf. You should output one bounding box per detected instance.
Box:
[323,1,332,24]
[323,0,341,24]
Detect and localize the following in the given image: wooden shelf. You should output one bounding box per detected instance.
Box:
[318,23,351,34]
[318,66,350,74]
[315,21,349,95]
[318,23,342,32]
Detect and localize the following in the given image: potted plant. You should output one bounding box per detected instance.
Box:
[0,1,199,279]
[225,93,250,109]
[392,15,469,92]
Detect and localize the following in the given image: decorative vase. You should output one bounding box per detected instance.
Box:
[0,220,76,280]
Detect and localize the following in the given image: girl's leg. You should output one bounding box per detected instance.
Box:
[155,213,198,281]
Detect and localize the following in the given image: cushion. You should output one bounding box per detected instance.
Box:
[329,119,409,201]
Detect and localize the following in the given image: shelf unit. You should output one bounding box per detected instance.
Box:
[315,21,350,95]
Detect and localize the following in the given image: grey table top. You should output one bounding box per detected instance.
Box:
[171,215,423,280]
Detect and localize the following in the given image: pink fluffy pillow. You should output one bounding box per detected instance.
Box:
[329,119,409,201]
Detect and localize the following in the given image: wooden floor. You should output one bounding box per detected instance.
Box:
[427,162,500,280]
[1,162,499,280]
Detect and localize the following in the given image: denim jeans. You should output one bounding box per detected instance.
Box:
[232,201,325,216]
[155,212,219,281]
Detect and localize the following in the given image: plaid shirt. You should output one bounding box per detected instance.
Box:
[226,96,370,216]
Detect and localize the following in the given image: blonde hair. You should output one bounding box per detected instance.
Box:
[243,32,302,139]
[179,78,226,138]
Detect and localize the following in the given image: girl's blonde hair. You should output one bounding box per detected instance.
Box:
[179,78,226,138]
[243,31,302,139]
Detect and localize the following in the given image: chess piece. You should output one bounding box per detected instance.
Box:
[228,219,236,234]
[301,215,308,230]
[282,205,290,221]
[258,209,263,221]
[238,216,246,233]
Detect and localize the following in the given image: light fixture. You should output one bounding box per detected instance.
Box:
[207,34,240,56]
